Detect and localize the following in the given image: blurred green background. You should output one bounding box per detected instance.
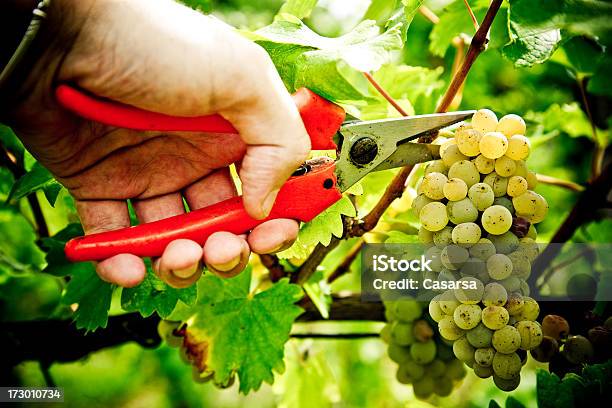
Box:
[2,0,610,407]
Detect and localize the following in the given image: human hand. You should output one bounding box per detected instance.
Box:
[4,0,310,287]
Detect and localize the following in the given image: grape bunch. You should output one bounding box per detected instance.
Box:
[414,110,548,391]
[531,314,612,377]
[381,301,467,399]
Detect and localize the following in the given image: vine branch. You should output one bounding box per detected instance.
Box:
[363,72,409,116]
[577,77,604,180]
[327,240,364,284]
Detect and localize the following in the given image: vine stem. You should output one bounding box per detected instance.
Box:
[363,72,409,116]
[577,76,604,180]
[463,0,480,30]
[536,174,585,192]
[418,5,440,24]
[327,240,364,283]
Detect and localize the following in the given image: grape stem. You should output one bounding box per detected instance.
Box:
[577,76,604,180]
[327,239,365,284]
[418,5,440,24]
[537,174,585,192]
[463,0,480,30]
[363,72,410,116]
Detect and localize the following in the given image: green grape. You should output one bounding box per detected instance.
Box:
[481,205,513,235]
[530,336,559,362]
[158,320,183,348]
[421,172,448,200]
[483,173,509,198]
[456,128,482,156]
[541,315,570,340]
[391,321,415,346]
[441,143,469,167]
[515,320,543,350]
[493,196,514,213]
[437,343,455,361]
[492,325,521,353]
[454,276,484,304]
[494,156,516,177]
[381,323,392,343]
[447,358,467,380]
[468,183,495,211]
[513,191,548,223]
[425,246,443,272]
[496,114,526,137]
[564,335,594,364]
[412,376,435,399]
[469,238,496,261]
[482,282,508,307]
[452,222,482,247]
[412,193,434,215]
[425,159,449,175]
[428,295,445,322]
[434,375,454,397]
[474,154,495,174]
[474,347,495,366]
[518,238,539,262]
[467,323,494,348]
[438,315,465,341]
[499,276,521,293]
[487,253,513,280]
[418,226,434,244]
[398,359,425,382]
[493,374,520,391]
[454,304,482,329]
[439,289,460,314]
[388,343,412,364]
[506,135,531,160]
[508,251,531,279]
[395,301,423,322]
[447,198,478,224]
[453,336,476,362]
[420,202,449,232]
[472,109,498,134]
[411,339,437,364]
[427,359,446,377]
[444,177,469,201]
[441,245,470,270]
[473,363,494,378]
[448,160,480,187]
[492,352,521,380]
[433,226,453,248]
[526,171,538,190]
[438,269,459,284]
[507,175,528,197]
[482,306,510,330]
[479,132,508,159]
[519,280,530,297]
[516,297,539,321]
[396,366,413,384]
[505,292,525,316]
[488,231,519,254]
[514,159,528,178]
[460,258,489,283]
[414,319,434,342]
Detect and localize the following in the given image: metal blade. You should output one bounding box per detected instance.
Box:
[370,143,440,172]
[335,110,474,192]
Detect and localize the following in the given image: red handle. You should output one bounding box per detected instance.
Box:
[55,85,344,150]
[65,158,341,261]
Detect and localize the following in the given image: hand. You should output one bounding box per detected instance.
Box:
[4,0,310,287]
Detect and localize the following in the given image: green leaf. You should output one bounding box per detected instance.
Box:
[40,223,85,277]
[525,102,605,144]
[363,0,399,25]
[7,162,61,203]
[278,0,318,20]
[0,125,25,162]
[384,231,419,243]
[536,369,574,408]
[302,270,331,319]
[186,269,303,393]
[250,16,403,101]
[562,36,604,75]
[0,208,45,274]
[43,182,63,207]
[588,56,612,96]
[61,264,113,331]
[505,396,527,408]
[488,401,502,408]
[121,263,198,318]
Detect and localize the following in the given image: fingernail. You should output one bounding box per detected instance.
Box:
[212,256,241,272]
[267,240,294,254]
[172,262,201,279]
[261,189,279,218]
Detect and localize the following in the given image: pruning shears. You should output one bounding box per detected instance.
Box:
[55,85,474,262]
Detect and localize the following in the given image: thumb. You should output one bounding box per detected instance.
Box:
[222,51,310,219]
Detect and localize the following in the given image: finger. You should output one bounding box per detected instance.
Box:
[183,167,237,210]
[247,219,299,254]
[203,231,250,278]
[155,239,203,289]
[75,200,146,287]
[220,49,310,220]
[132,193,202,285]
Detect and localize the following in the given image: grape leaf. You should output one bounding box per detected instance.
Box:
[249,15,403,101]
[61,263,113,331]
[40,223,85,277]
[0,125,24,162]
[561,36,604,75]
[536,369,574,408]
[302,270,331,319]
[363,0,399,25]
[588,56,612,97]
[0,208,45,275]
[7,162,62,204]
[184,268,303,393]
[121,263,198,318]
[505,396,527,408]
[278,0,318,19]
[180,0,212,12]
